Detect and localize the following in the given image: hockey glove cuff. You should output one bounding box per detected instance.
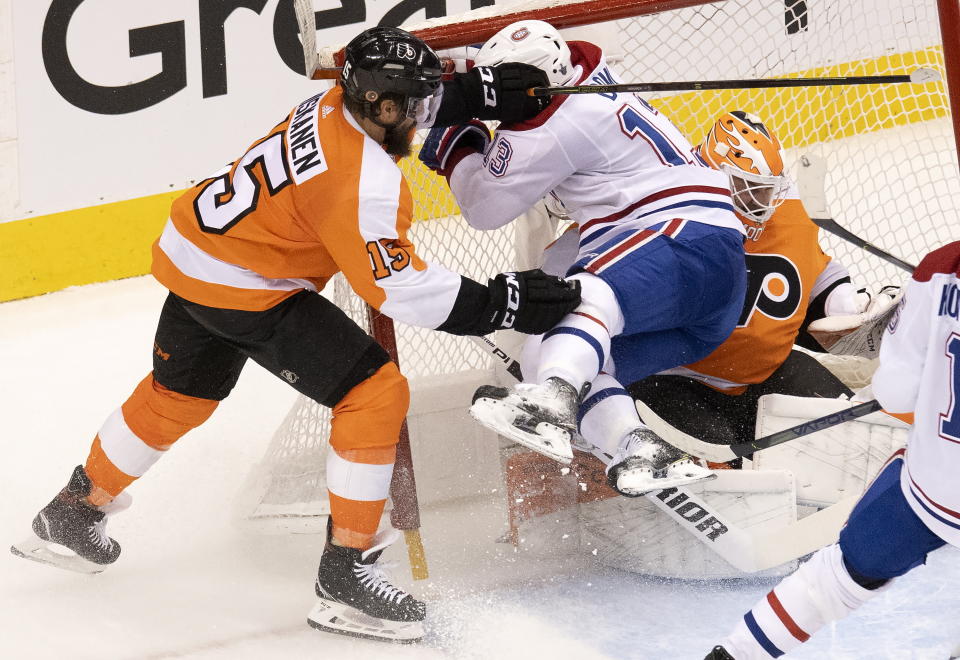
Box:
[484,269,582,335]
[419,120,491,177]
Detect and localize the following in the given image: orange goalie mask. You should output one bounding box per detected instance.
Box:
[699,111,789,224]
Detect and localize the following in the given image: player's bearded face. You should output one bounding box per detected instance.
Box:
[376,96,416,157]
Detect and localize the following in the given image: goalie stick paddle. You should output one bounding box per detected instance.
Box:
[466,336,855,572]
[529,68,940,97]
[728,399,882,457]
[796,153,917,273]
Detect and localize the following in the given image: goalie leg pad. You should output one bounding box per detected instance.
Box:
[751,393,908,507]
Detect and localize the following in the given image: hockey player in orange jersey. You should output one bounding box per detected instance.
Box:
[9,27,578,643]
[542,110,898,492]
[578,111,899,464]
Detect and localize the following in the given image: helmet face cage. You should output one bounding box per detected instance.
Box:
[722,164,790,224]
[702,111,787,224]
[474,20,573,86]
[341,27,443,125]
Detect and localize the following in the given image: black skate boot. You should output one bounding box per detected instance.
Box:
[11,465,125,574]
[704,645,735,659]
[307,519,425,643]
[469,376,581,464]
[606,427,715,497]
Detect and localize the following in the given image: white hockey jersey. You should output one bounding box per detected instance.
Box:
[873,241,960,548]
[447,41,743,256]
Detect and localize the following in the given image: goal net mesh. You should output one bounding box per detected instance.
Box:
[236,0,958,531]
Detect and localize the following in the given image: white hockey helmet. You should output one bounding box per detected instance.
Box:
[473,20,574,86]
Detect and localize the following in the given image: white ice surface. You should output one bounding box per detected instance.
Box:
[1,276,959,660]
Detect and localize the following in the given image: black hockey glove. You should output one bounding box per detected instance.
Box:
[484,269,581,334]
[437,63,550,126]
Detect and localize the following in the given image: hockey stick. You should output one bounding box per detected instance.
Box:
[529,68,940,97]
[635,398,884,463]
[293,0,319,79]
[367,308,429,580]
[468,334,524,381]
[795,153,917,273]
[465,336,855,572]
[469,334,883,462]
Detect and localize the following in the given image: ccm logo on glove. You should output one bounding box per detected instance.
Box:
[476,67,497,108]
[500,271,521,328]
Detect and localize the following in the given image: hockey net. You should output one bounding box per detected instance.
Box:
[237,0,960,532]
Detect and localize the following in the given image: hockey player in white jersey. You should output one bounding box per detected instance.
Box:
[420,20,747,494]
[704,241,960,659]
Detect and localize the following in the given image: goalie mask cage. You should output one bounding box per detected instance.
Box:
[236,0,960,533]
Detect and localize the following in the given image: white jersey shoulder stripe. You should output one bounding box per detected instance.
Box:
[356,135,404,242]
[157,220,316,293]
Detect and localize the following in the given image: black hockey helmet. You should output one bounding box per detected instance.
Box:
[341,27,443,125]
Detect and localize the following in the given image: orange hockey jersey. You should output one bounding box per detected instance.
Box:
[676,185,847,392]
[151,87,462,329]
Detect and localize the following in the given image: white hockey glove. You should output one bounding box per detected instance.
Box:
[807,285,902,358]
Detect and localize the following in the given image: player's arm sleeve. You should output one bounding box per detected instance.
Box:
[872,276,933,413]
[447,127,578,231]
[317,174,496,334]
[796,258,853,351]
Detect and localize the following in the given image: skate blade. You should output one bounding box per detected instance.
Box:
[469,398,574,464]
[307,597,423,644]
[10,534,106,575]
[616,469,717,497]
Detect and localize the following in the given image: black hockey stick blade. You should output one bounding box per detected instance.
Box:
[529,68,940,97]
[729,399,882,457]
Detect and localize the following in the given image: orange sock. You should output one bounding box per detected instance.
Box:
[85,373,218,499]
[326,363,408,549]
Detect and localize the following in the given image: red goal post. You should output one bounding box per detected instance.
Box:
[239,0,960,554]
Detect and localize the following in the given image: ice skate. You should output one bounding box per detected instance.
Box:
[704,646,735,660]
[11,465,128,574]
[308,520,425,643]
[606,427,715,497]
[469,376,580,464]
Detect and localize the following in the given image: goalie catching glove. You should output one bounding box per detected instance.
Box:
[807,285,902,358]
[419,120,491,176]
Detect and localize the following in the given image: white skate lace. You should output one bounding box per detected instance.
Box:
[353,560,409,604]
[87,518,113,551]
